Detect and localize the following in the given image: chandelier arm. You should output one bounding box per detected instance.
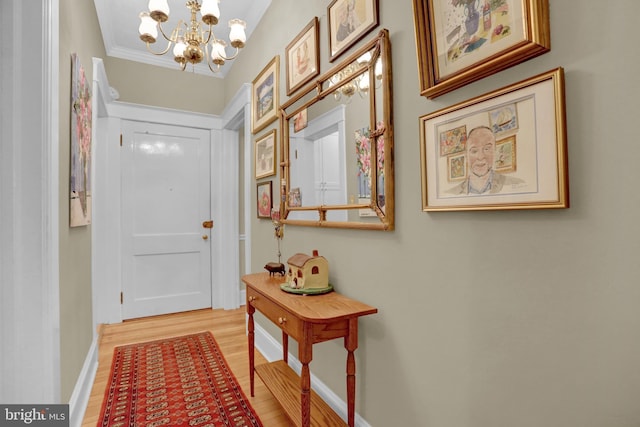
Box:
[156,21,177,43]
[202,26,214,45]
[217,46,241,61]
[145,40,173,56]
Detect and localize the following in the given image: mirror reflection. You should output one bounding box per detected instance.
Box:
[279,29,394,230]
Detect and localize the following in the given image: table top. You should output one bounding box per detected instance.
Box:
[242,272,378,323]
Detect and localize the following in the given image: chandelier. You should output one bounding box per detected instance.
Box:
[138,0,247,73]
[329,52,382,102]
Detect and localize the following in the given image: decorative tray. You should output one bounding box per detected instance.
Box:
[280,283,334,295]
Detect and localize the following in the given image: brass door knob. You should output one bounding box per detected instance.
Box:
[202,235,208,240]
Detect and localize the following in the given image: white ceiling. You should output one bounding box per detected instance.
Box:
[93,0,271,77]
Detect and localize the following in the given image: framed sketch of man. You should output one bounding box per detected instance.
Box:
[419,68,568,211]
[327,0,379,62]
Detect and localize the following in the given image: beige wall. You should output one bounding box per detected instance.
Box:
[224,0,640,426]
[104,57,227,115]
[58,0,106,401]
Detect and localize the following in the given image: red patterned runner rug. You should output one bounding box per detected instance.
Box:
[98,332,263,427]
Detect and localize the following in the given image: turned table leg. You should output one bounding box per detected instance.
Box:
[345,318,358,427]
[247,304,255,397]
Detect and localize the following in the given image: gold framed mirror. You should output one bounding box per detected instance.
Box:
[279,29,394,230]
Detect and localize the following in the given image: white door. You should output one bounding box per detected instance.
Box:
[121,120,212,319]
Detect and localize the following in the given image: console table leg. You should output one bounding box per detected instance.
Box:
[248,307,255,397]
[301,362,311,427]
[345,319,358,427]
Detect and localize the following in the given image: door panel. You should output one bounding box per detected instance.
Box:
[121,120,211,319]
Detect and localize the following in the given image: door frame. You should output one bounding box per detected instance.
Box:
[92,61,251,327]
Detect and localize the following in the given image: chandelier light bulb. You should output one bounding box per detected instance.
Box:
[211,40,227,65]
[139,12,158,43]
[201,0,220,26]
[148,0,170,22]
[173,38,187,60]
[375,58,383,80]
[228,19,247,48]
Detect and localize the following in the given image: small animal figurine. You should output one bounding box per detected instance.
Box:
[264,262,286,277]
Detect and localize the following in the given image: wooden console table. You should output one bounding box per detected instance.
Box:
[242,272,378,427]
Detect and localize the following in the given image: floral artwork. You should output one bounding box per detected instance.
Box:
[355,121,385,197]
[70,53,92,227]
[257,181,273,218]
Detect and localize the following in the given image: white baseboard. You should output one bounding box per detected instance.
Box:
[68,335,99,427]
[253,322,371,427]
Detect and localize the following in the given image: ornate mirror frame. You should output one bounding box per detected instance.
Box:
[279,29,394,230]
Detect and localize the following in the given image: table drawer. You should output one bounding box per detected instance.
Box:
[247,289,302,339]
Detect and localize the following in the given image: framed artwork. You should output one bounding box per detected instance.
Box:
[419,67,568,211]
[412,0,550,98]
[254,129,277,179]
[293,109,308,133]
[70,53,92,227]
[257,181,273,219]
[327,0,379,62]
[286,18,320,96]
[252,56,280,134]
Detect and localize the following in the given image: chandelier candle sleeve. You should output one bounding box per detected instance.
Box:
[138,0,247,73]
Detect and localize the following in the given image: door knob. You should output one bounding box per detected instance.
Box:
[202,220,214,229]
[202,235,209,240]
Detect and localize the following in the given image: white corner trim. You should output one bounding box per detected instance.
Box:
[253,323,372,427]
[68,335,99,427]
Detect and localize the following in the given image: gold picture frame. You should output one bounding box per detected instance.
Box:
[412,0,550,99]
[327,0,379,62]
[285,17,320,96]
[252,56,280,134]
[256,181,273,219]
[254,129,277,179]
[419,67,568,211]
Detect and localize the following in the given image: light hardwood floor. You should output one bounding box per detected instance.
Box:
[81,308,292,426]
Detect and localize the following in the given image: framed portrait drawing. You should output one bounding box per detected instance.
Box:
[254,129,277,179]
[412,0,550,98]
[286,17,320,96]
[252,56,280,134]
[327,0,379,62]
[257,181,273,219]
[419,67,568,211]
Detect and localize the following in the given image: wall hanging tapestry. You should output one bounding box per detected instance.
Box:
[99,332,263,427]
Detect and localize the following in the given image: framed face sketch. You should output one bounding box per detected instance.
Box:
[257,181,273,219]
[286,17,320,96]
[252,56,280,134]
[254,129,277,179]
[327,0,379,62]
[412,0,550,98]
[419,68,568,211]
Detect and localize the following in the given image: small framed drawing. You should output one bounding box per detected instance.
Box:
[412,0,550,98]
[293,109,307,133]
[254,129,277,179]
[286,17,320,96]
[252,56,280,134]
[419,67,568,211]
[327,0,379,62]
[257,181,273,219]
